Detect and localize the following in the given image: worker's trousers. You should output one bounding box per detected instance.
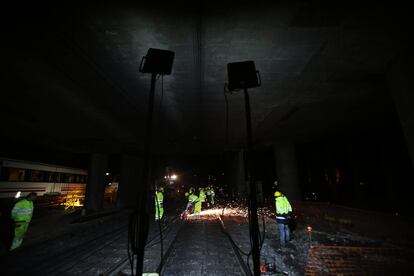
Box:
[278,223,290,246]
[155,205,164,221]
[10,221,29,251]
[193,201,201,219]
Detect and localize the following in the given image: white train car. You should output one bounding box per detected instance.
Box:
[0,158,87,199]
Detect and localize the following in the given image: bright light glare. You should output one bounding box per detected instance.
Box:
[15,191,21,198]
[171,174,177,180]
[106,172,110,176]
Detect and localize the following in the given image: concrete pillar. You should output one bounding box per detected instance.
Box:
[84,153,108,214]
[387,51,414,168]
[274,143,301,200]
[116,154,143,209]
[224,150,246,199]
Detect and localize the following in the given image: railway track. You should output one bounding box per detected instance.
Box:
[35,226,127,275]
[101,214,184,276]
[19,224,128,275]
[4,212,130,276]
[103,215,253,276]
[7,211,253,275]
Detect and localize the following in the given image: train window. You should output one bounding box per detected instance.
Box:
[62,173,75,183]
[28,170,44,182]
[46,172,59,182]
[1,167,10,181]
[8,168,26,181]
[24,169,32,181]
[74,174,86,183]
[79,175,86,183]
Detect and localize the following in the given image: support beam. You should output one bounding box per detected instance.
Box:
[243,87,261,276]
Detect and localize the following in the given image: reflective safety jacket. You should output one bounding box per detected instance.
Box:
[11,199,34,223]
[188,194,201,214]
[155,191,164,208]
[188,194,198,204]
[275,195,292,224]
[199,189,206,202]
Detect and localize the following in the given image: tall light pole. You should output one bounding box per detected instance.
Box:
[227,60,262,276]
[132,48,174,275]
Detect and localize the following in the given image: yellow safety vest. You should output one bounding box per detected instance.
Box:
[11,199,34,222]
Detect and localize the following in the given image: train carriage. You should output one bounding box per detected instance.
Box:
[0,158,87,199]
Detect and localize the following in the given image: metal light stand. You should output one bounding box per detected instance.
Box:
[243,86,261,276]
[135,72,157,275]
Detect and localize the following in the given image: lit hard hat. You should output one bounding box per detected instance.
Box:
[274,191,282,197]
[185,192,189,197]
[159,187,164,192]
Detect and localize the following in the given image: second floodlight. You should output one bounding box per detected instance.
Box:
[227,60,261,91]
[139,48,175,75]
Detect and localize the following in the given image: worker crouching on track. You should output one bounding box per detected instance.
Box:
[155,187,164,221]
[185,188,201,219]
[274,191,292,247]
[10,192,37,251]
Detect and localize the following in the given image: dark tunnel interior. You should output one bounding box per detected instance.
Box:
[1,1,414,275]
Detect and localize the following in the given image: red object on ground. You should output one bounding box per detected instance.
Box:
[260,262,267,272]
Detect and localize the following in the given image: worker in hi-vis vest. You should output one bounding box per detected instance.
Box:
[155,187,164,221]
[274,191,293,247]
[185,188,200,219]
[10,192,37,251]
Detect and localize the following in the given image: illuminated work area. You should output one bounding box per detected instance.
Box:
[1,1,414,275]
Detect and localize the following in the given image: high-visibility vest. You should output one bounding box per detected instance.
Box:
[11,199,34,222]
[188,194,198,204]
[275,195,292,223]
[155,191,164,208]
[199,189,206,202]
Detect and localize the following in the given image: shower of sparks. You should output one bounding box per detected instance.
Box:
[183,202,275,221]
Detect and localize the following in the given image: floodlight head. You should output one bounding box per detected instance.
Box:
[227,60,261,91]
[139,48,175,75]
